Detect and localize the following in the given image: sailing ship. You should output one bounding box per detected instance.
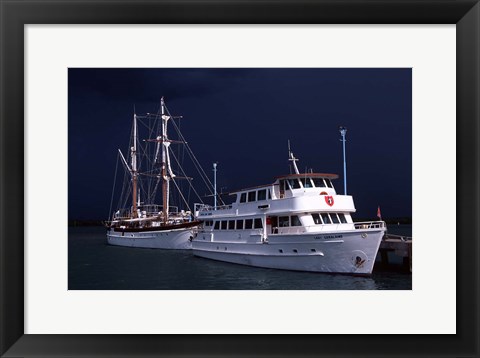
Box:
[106,97,211,249]
[192,147,386,275]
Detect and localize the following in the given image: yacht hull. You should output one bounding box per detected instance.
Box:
[107,225,196,249]
[192,229,384,275]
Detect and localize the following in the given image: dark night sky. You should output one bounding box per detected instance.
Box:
[68,68,412,221]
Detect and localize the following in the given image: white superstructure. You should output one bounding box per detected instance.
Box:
[192,152,386,275]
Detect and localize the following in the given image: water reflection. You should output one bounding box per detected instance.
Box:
[69,227,411,290]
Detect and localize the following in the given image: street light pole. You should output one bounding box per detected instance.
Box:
[213,162,218,209]
[339,126,347,195]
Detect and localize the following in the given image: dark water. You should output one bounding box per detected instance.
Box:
[68,226,412,290]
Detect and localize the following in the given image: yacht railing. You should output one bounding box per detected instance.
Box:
[112,205,180,220]
[271,226,308,234]
[270,221,385,235]
[353,221,386,230]
[195,203,233,214]
[272,224,352,235]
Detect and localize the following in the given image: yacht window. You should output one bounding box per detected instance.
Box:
[214,221,220,230]
[288,179,301,189]
[268,189,272,199]
[321,213,331,224]
[248,191,256,202]
[300,178,313,188]
[240,193,247,203]
[312,178,326,187]
[312,213,322,225]
[326,179,333,188]
[291,215,301,226]
[279,216,290,227]
[228,220,235,230]
[330,213,340,224]
[245,219,253,229]
[338,213,347,223]
[257,189,267,201]
[236,220,244,230]
[254,218,263,229]
[205,221,212,227]
[221,221,228,230]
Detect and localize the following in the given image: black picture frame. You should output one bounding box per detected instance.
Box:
[1,0,478,357]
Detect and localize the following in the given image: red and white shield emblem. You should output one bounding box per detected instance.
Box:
[325,196,334,206]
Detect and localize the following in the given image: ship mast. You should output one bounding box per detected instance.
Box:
[161,97,170,224]
[131,113,138,217]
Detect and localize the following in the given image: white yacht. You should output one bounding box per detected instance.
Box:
[192,149,386,275]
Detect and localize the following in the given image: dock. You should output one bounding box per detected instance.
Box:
[377,234,412,272]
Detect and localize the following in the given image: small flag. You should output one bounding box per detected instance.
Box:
[377,206,382,220]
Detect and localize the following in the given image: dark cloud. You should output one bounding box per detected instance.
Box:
[69,68,412,220]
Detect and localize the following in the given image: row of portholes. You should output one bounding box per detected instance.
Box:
[278,248,317,254]
[118,232,169,237]
[212,246,318,254]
